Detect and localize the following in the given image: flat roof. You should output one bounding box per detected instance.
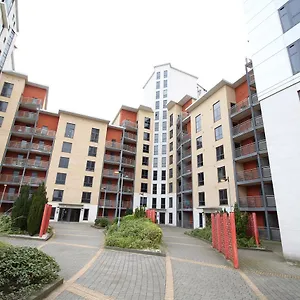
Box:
[59,110,110,124]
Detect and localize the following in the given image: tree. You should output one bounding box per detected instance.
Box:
[11,185,32,231]
[27,183,48,236]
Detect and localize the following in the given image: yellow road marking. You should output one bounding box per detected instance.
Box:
[165,254,174,300]
[49,241,98,249]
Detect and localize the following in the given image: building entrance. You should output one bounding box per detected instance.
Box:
[58,208,81,222]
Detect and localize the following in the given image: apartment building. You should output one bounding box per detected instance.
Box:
[0,0,19,71]
[243,0,300,259]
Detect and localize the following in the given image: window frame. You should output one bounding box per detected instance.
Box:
[90,128,100,143]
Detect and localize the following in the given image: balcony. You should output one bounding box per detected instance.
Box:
[122,144,136,154]
[122,157,135,167]
[182,182,192,193]
[2,157,26,168]
[123,172,134,180]
[26,159,49,170]
[230,97,250,119]
[232,119,253,138]
[255,115,263,128]
[182,133,191,145]
[262,167,271,180]
[239,196,263,208]
[99,199,132,209]
[105,141,122,151]
[124,132,137,142]
[182,149,191,160]
[101,184,118,193]
[182,200,193,210]
[237,168,260,183]
[235,142,256,160]
[22,176,44,186]
[181,165,192,177]
[34,127,56,140]
[258,140,267,152]
[104,154,120,165]
[102,169,119,178]
[20,97,43,109]
[30,143,52,155]
[251,94,258,105]
[121,120,138,131]
[249,73,255,86]
[0,175,21,185]
[7,141,30,153]
[1,193,18,203]
[16,111,37,124]
[181,112,190,124]
[12,125,34,137]
[266,195,276,207]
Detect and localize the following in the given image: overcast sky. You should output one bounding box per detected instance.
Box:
[14,0,248,121]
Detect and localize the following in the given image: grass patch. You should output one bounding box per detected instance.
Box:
[105,217,162,250]
[0,241,10,248]
[185,226,212,242]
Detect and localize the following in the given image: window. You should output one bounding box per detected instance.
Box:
[90,128,99,143]
[170,114,173,127]
[141,183,148,193]
[164,80,168,88]
[156,81,160,89]
[86,160,95,171]
[161,170,166,180]
[140,197,147,207]
[156,72,160,80]
[163,89,167,98]
[52,189,64,202]
[216,145,224,161]
[155,101,160,109]
[82,192,91,203]
[195,114,201,132]
[196,136,203,149]
[83,209,89,221]
[279,1,300,33]
[215,125,223,141]
[219,189,228,205]
[213,101,221,122]
[161,184,166,194]
[169,142,173,152]
[153,157,158,167]
[197,153,203,168]
[65,123,75,138]
[143,144,149,153]
[153,184,157,194]
[162,145,166,154]
[161,198,166,208]
[217,166,226,182]
[84,176,93,187]
[0,116,3,127]
[162,121,167,130]
[169,197,173,208]
[162,157,166,167]
[144,117,151,129]
[169,182,173,193]
[1,82,14,97]
[155,122,159,131]
[0,101,8,112]
[55,173,66,185]
[142,156,149,166]
[50,207,56,220]
[169,155,173,165]
[62,142,72,153]
[144,132,150,141]
[155,111,159,120]
[169,168,173,178]
[198,172,204,186]
[59,157,69,168]
[169,213,173,224]
[154,133,159,143]
[156,91,160,99]
[152,198,157,209]
[198,192,205,206]
[153,170,157,180]
[142,169,148,179]
[164,70,168,78]
[163,110,167,119]
[154,145,158,155]
[88,146,97,157]
[288,40,300,75]
[170,129,173,139]
[162,132,167,142]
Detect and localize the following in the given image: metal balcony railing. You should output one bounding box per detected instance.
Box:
[235,142,256,158]
[182,183,192,191]
[237,168,260,182]
[12,125,34,135]
[255,115,263,127]
[101,184,118,192]
[183,200,193,209]
[123,186,134,193]
[1,193,18,202]
[121,120,138,129]
[251,94,258,104]
[266,195,276,207]
[16,111,37,120]
[99,199,132,209]
[123,144,136,153]
[232,119,253,136]
[27,159,49,169]
[182,149,191,159]
[124,132,137,141]
[182,133,191,143]
[258,140,267,151]
[239,196,263,208]
[230,97,250,115]
[102,169,119,177]
[262,167,271,178]
[20,97,43,107]
[0,174,21,184]
[249,73,255,85]
[2,157,26,167]
[23,176,44,185]
[34,127,56,138]
[123,172,134,179]
[104,154,120,163]
[7,141,30,150]
[105,141,122,150]
[182,165,192,175]
[31,143,52,153]
[122,157,135,166]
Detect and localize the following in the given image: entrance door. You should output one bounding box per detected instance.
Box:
[58,208,81,222]
[199,213,203,228]
[70,209,81,222]
[159,212,165,224]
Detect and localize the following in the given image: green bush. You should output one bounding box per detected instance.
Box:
[94,217,110,228]
[134,207,146,218]
[125,208,133,215]
[105,218,162,249]
[0,246,60,300]
[186,226,212,242]
[237,236,257,248]
[0,241,10,248]
[122,214,135,222]
[0,215,12,234]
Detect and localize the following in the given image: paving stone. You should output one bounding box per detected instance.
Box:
[55,290,84,300]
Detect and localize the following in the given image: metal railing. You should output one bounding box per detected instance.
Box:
[235,142,256,158]
[101,184,118,192]
[121,120,138,129]
[124,132,137,140]
[183,200,193,209]
[258,227,281,241]
[123,186,134,193]
[23,176,44,185]
[249,73,255,85]
[35,127,56,138]
[251,94,258,104]
[20,97,43,107]
[104,154,120,163]
[239,196,263,208]
[12,125,34,135]
[105,141,122,149]
[0,174,21,184]
[258,140,267,151]
[1,193,18,202]
[123,144,136,153]
[182,133,191,143]
[230,97,250,115]
[99,199,132,208]
[16,111,37,120]
[122,157,135,166]
[232,119,253,136]
[182,182,192,191]
[182,165,192,175]
[255,115,263,127]
[31,143,52,153]
[182,149,191,159]
[124,172,134,179]
[102,169,119,177]
[11,126,56,138]
[262,167,271,178]
[27,159,49,169]
[237,168,260,182]
[7,141,52,153]
[7,141,30,150]
[266,195,276,207]
[2,157,26,167]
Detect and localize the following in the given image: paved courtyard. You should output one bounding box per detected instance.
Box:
[1,222,300,299]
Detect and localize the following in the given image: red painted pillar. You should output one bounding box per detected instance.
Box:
[217,213,221,252]
[211,214,216,248]
[39,204,51,237]
[252,212,260,246]
[230,212,239,269]
[223,213,229,259]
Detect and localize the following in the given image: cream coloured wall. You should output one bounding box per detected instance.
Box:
[0,73,26,160]
[189,85,237,228]
[46,112,108,222]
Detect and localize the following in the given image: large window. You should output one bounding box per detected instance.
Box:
[154,133,159,143]
[170,114,173,127]
[197,153,203,168]
[140,197,147,207]
[144,132,150,141]
[162,157,166,167]
[164,70,168,78]
[0,101,8,112]
[156,72,160,80]
[0,116,3,127]
[214,125,223,141]
[90,128,100,143]
[143,144,149,153]
[153,184,157,194]
[163,110,167,119]
[169,168,173,178]
[84,176,93,187]
[169,213,173,224]
[58,157,69,168]
[144,117,151,129]
[86,160,95,171]
[198,172,204,186]
[169,155,173,165]
[279,0,300,33]
[164,80,168,88]
[155,122,159,131]
[152,198,157,209]
[82,192,91,203]
[169,182,173,193]
[196,136,202,149]
[141,169,148,179]
[169,197,173,208]
[162,133,167,142]
[169,142,173,152]
[142,156,149,166]
[198,192,205,206]
[161,184,166,194]
[163,89,168,98]
[55,173,66,185]
[65,123,75,138]
[161,170,166,180]
[153,157,158,167]
[170,129,173,139]
[155,101,160,109]
[62,142,72,153]
[1,82,14,98]
[217,166,226,182]
[213,101,221,122]
[195,114,201,132]
[156,81,160,89]
[288,40,300,75]
[155,111,159,120]
[161,198,166,208]
[153,170,157,180]
[154,145,158,155]
[162,145,166,154]
[216,145,224,161]
[141,183,148,193]
[52,189,64,202]
[88,146,97,157]
[162,121,167,130]
[156,91,160,99]
[219,189,228,205]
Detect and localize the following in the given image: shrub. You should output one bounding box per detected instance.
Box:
[94,217,110,228]
[125,208,133,215]
[186,226,212,242]
[237,236,256,248]
[0,241,10,248]
[122,214,135,222]
[0,215,12,233]
[134,207,146,218]
[105,218,162,249]
[27,183,48,236]
[0,246,60,300]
